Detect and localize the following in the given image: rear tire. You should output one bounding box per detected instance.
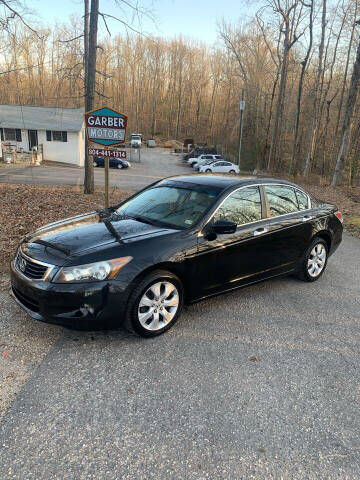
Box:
[296,238,328,282]
[93,161,98,167]
[229,169,235,174]
[124,270,184,337]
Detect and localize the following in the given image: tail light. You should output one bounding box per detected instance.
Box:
[334,211,343,223]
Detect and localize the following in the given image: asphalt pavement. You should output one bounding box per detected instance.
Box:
[0,148,189,190]
[0,234,359,479]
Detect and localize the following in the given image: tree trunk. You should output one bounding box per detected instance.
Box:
[268,35,289,171]
[335,0,359,135]
[289,0,313,174]
[84,0,98,195]
[302,0,326,178]
[331,32,360,186]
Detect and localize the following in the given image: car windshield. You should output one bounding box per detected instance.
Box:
[116,183,221,229]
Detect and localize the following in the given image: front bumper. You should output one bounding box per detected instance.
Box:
[10,261,130,329]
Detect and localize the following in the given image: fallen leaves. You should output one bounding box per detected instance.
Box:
[249,354,259,362]
[0,184,133,275]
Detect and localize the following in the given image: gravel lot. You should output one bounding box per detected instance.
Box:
[0,278,60,421]
[0,235,359,479]
[0,147,189,190]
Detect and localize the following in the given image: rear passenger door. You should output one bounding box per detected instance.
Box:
[262,184,313,269]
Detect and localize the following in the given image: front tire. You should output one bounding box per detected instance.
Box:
[297,238,328,282]
[117,163,123,169]
[205,168,212,173]
[124,270,184,337]
[93,161,98,167]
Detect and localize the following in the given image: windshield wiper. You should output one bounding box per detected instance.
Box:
[128,214,166,228]
[103,218,124,244]
[32,239,70,256]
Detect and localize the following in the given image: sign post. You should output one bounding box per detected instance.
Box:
[238,89,245,171]
[85,107,128,207]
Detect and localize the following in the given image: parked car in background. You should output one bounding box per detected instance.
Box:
[147,138,156,148]
[130,133,142,148]
[10,175,343,337]
[93,157,130,169]
[187,154,218,167]
[199,161,239,174]
[193,155,223,170]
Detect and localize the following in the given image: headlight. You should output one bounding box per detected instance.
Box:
[52,257,132,283]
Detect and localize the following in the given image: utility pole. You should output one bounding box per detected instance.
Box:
[84,0,99,194]
[237,88,245,172]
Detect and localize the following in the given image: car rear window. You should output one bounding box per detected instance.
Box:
[264,185,299,217]
[295,189,309,210]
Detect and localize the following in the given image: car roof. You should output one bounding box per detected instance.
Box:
[161,175,302,191]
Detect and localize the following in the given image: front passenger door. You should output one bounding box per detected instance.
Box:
[195,186,275,296]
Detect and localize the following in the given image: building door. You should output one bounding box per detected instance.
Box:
[28,130,38,149]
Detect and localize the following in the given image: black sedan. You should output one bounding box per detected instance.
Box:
[93,156,130,169]
[10,176,343,337]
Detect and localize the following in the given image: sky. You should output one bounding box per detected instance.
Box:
[32,0,256,44]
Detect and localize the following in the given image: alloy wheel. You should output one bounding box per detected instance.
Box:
[138,281,179,331]
[307,243,327,278]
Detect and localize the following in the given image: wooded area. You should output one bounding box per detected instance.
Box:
[1,0,360,185]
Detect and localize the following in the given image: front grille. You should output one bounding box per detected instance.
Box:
[12,286,40,313]
[15,251,49,280]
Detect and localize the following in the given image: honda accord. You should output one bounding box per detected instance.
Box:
[11,176,343,337]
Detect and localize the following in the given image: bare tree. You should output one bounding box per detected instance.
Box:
[289,0,313,174]
[84,0,99,195]
[331,21,360,186]
[302,0,327,178]
[266,0,304,170]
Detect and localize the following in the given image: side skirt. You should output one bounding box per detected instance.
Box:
[187,268,296,305]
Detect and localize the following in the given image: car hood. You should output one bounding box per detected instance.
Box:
[21,212,178,264]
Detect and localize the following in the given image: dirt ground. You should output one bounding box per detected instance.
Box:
[0,184,132,276]
[301,182,360,237]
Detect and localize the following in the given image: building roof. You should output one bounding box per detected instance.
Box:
[0,105,84,132]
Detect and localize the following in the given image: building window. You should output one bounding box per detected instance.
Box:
[46,131,68,142]
[3,128,22,142]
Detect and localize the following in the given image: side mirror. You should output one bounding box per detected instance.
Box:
[203,219,237,240]
[213,219,237,234]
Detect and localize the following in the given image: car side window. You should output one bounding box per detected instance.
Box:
[213,162,220,167]
[213,187,262,225]
[264,185,299,217]
[295,189,309,210]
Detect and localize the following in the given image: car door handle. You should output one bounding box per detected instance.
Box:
[302,215,313,222]
[253,227,268,236]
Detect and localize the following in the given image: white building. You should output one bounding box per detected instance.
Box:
[0,105,85,166]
